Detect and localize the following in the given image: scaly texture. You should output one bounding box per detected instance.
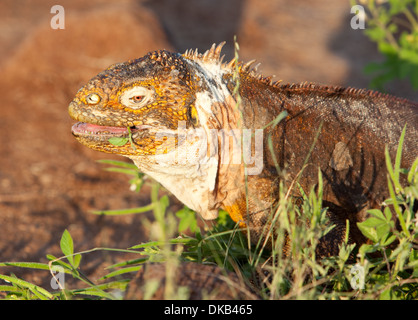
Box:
[69,43,418,257]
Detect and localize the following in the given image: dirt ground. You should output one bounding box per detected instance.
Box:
[0,0,416,292]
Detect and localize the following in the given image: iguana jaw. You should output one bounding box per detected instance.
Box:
[70,120,150,150]
[69,109,168,156]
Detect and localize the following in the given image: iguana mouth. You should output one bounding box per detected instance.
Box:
[71,122,148,138]
[71,121,175,156]
[69,100,154,141]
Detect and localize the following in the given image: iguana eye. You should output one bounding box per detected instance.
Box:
[86,93,101,105]
[120,86,153,109]
[131,95,145,103]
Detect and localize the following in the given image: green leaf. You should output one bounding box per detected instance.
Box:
[368,209,386,221]
[388,0,409,15]
[60,230,73,257]
[359,243,378,257]
[60,229,77,268]
[379,288,393,300]
[364,27,386,42]
[108,137,129,146]
[376,224,391,242]
[381,233,397,246]
[216,209,231,227]
[383,206,393,221]
[176,207,199,233]
[399,48,418,64]
[361,208,397,245]
[357,220,379,243]
[72,254,82,269]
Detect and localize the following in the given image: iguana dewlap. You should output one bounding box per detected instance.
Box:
[69,43,418,256]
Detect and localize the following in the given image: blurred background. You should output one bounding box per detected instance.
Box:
[0,0,416,285]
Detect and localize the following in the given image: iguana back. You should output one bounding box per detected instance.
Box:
[235,78,417,255]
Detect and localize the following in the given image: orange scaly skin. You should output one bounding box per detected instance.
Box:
[69,43,418,257]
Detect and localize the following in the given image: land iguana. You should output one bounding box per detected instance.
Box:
[69,43,418,257]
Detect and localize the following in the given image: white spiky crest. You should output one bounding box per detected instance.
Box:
[182,42,260,74]
[183,42,226,64]
[185,43,287,89]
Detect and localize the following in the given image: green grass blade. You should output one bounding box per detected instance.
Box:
[387,176,410,237]
[70,280,129,299]
[102,167,139,176]
[91,203,155,215]
[0,285,21,295]
[394,125,406,183]
[0,262,51,270]
[0,274,53,300]
[96,159,138,169]
[407,157,418,184]
[105,258,148,269]
[385,125,406,193]
[99,265,142,281]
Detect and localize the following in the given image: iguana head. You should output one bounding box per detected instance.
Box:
[69,43,244,219]
[69,42,236,158]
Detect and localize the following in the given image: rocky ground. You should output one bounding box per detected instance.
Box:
[0,0,415,292]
